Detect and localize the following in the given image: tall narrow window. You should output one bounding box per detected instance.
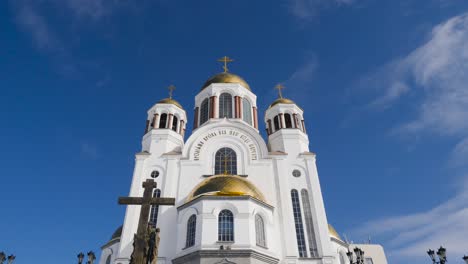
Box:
[273,116,280,131]
[219,93,233,118]
[185,214,197,248]
[218,210,234,241]
[215,147,237,175]
[159,114,167,128]
[242,98,252,125]
[285,114,293,128]
[172,116,178,132]
[200,98,210,125]
[255,214,266,247]
[149,189,161,227]
[301,189,318,257]
[291,189,307,257]
[105,256,111,264]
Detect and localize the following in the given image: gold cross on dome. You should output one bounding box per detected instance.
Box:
[217,56,234,73]
[168,85,176,99]
[275,84,285,98]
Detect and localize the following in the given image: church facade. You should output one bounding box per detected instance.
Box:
[99,64,386,264]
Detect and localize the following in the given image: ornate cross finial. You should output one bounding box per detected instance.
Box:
[168,85,176,99]
[217,56,234,73]
[275,84,285,98]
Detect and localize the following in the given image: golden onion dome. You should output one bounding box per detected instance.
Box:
[328,224,343,241]
[201,72,251,91]
[157,98,183,109]
[269,97,296,108]
[187,175,266,203]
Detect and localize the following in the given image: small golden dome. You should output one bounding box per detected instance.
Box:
[269,97,296,108]
[328,224,343,241]
[157,98,183,109]
[187,175,266,203]
[201,72,251,91]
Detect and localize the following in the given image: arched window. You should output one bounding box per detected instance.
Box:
[218,209,234,241]
[149,189,161,227]
[291,189,307,257]
[242,98,252,125]
[159,114,168,128]
[215,147,237,175]
[185,214,196,248]
[255,214,266,247]
[172,116,178,132]
[301,189,318,257]
[105,255,111,264]
[285,114,293,128]
[200,98,210,125]
[219,93,233,118]
[273,116,280,131]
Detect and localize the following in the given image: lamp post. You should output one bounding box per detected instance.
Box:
[0,252,15,264]
[6,255,15,264]
[427,247,447,264]
[87,251,96,264]
[77,251,95,264]
[347,247,365,264]
[77,252,85,264]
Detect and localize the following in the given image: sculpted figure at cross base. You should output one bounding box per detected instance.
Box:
[130,225,160,264]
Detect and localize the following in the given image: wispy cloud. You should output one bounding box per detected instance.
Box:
[13,2,63,53]
[288,0,356,20]
[355,186,468,259]
[80,142,100,160]
[357,12,468,261]
[368,13,468,136]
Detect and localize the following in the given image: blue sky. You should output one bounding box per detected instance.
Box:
[1,0,468,263]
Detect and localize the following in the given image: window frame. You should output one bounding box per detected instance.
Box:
[255,214,267,247]
[219,93,233,118]
[218,209,234,242]
[242,97,252,125]
[185,214,197,248]
[214,147,237,175]
[200,98,210,125]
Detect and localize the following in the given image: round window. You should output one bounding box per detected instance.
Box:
[150,170,160,178]
[292,170,301,177]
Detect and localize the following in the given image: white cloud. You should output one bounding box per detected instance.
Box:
[370,13,468,136]
[80,142,100,160]
[358,12,468,262]
[289,0,356,19]
[355,189,468,259]
[13,2,62,52]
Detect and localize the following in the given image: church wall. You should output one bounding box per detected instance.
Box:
[110,76,371,264]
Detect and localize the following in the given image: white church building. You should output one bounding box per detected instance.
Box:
[99,64,387,264]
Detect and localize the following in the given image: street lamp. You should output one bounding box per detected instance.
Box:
[77,252,85,264]
[427,247,447,264]
[6,255,15,264]
[0,252,15,264]
[87,251,96,264]
[347,247,365,264]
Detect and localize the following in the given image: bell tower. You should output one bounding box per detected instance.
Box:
[142,85,187,155]
[264,84,309,154]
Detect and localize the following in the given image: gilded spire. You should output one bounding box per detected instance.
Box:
[275,83,285,99]
[217,56,234,73]
[168,85,176,99]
